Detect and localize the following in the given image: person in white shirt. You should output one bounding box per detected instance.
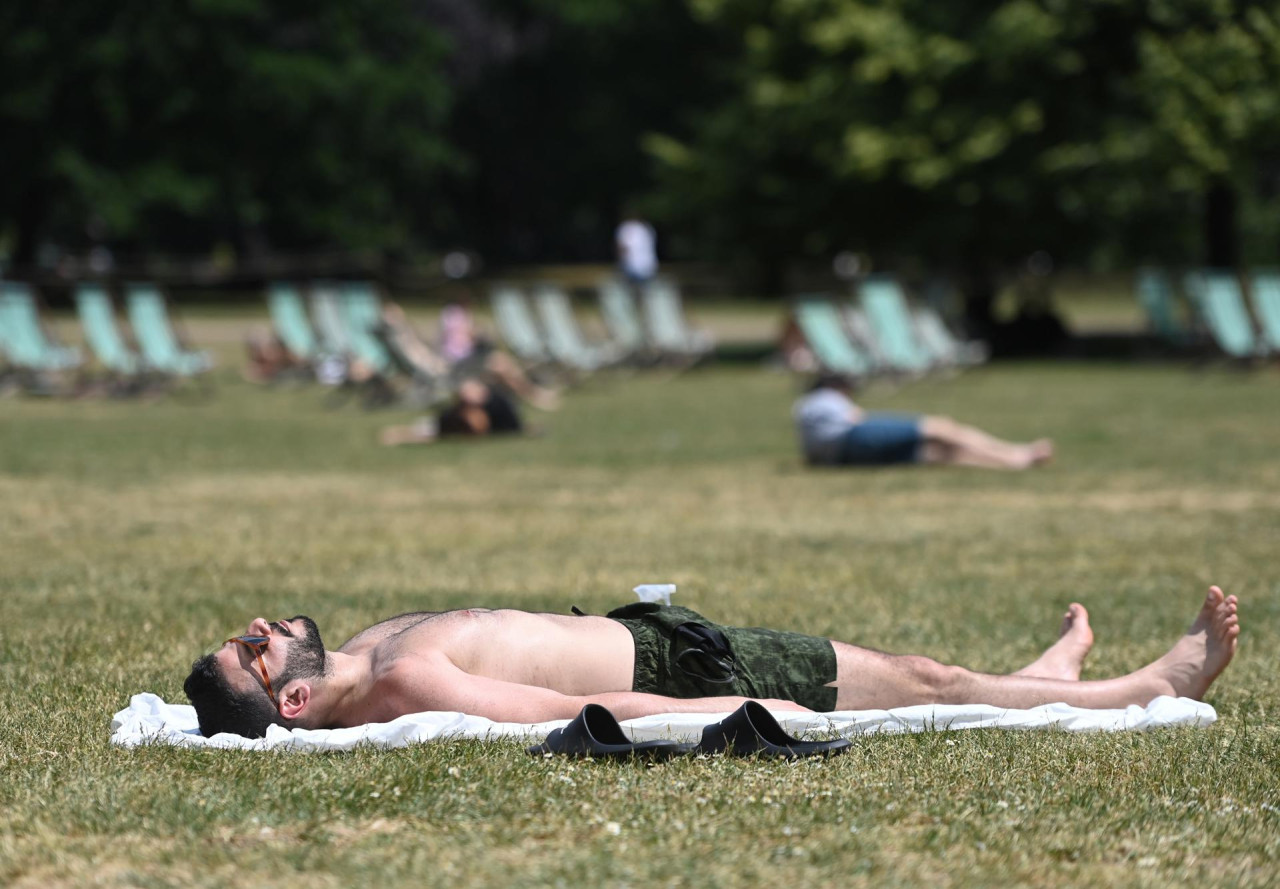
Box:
[793,375,1054,469]
[616,214,659,283]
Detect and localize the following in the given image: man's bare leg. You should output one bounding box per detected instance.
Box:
[918,416,1053,470]
[829,587,1238,710]
[485,351,561,410]
[1014,604,1093,680]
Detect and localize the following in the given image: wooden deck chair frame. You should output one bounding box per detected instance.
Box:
[1246,270,1280,355]
[639,277,714,366]
[1136,267,1195,346]
[490,285,553,366]
[856,275,934,375]
[74,283,157,396]
[268,282,321,365]
[533,284,621,372]
[124,282,214,379]
[597,277,653,363]
[1183,270,1266,362]
[792,298,873,379]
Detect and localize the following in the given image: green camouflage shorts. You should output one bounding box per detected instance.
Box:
[606,603,838,712]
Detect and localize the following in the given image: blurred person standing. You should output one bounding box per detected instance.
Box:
[615,210,658,285]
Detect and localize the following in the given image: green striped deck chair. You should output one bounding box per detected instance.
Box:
[308,282,351,358]
[0,282,82,371]
[640,278,713,358]
[1247,271,1280,354]
[268,282,320,362]
[912,305,988,368]
[598,277,647,354]
[75,284,139,375]
[1136,268,1193,344]
[857,275,933,373]
[339,281,394,375]
[491,285,551,364]
[1183,271,1263,359]
[842,307,891,373]
[793,299,872,378]
[534,284,620,371]
[125,283,212,375]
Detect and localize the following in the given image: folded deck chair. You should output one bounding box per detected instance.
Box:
[0,282,83,373]
[842,307,892,374]
[912,305,989,368]
[376,307,453,408]
[339,282,395,377]
[75,284,140,376]
[793,299,873,378]
[125,283,213,376]
[1247,271,1280,354]
[1183,270,1265,360]
[1136,267,1194,345]
[857,275,933,374]
[309,282,351,355]
[598,277,649,357]
[268,282,321,364]
[640,278,714,359]
[491,285,552,365]
[534,284,621,371]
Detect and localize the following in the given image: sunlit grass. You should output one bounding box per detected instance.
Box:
[1,340,1278,886]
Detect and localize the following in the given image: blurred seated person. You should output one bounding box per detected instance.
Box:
[381,302,559,410]
[380,379,527,446]
[794,375,1053,470]
[243,330,301,384]
[776,317,818,374]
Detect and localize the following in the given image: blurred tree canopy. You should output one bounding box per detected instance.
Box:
[3,0,1280,287]
[0,0,455,263]
[648,0,1280,287]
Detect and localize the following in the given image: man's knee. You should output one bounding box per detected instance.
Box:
[918,441,954,464]
[904,656,965,698]
[921,415,957,438]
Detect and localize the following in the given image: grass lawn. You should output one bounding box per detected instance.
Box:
[1,329,1278,887]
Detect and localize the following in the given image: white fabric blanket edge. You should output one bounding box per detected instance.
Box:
[110,693,1216,752]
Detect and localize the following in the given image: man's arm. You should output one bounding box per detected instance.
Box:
[380,656,811,724]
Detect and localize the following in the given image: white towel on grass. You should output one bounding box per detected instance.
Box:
[110,693,1215,752]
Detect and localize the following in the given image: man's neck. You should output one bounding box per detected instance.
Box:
[307,651,375,729]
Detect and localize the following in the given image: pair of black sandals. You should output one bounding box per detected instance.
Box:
[528,701,851,760]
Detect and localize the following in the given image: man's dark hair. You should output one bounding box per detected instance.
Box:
[184,654,287,739]
[808,373,856,394]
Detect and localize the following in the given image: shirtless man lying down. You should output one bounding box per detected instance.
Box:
[183,586,1240,738]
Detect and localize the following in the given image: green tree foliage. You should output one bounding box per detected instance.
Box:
[648,0,1280,284]
[0,0,456,262]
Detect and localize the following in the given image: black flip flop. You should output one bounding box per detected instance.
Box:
[696,701,851,759]
[527,704,695,760]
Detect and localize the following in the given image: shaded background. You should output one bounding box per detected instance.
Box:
[4,0,1280,305]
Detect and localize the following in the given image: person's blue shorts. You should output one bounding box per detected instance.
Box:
[840,413,923,465]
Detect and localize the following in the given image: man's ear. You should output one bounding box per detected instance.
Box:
[278,681,312,722]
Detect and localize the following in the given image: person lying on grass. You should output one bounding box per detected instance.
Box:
[794,374,1054,469]
[184,587,1239,739]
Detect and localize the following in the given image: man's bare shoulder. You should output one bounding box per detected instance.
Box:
[363,649,467,720]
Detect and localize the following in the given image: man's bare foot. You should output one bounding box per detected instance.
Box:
[1014,603,1093,680]
[1146,586,1240,700]
[380,418,439,447]
[527,388,561,411]
[1029,439,1054,466]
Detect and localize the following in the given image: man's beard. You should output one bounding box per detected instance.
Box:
[277,615,328,683]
